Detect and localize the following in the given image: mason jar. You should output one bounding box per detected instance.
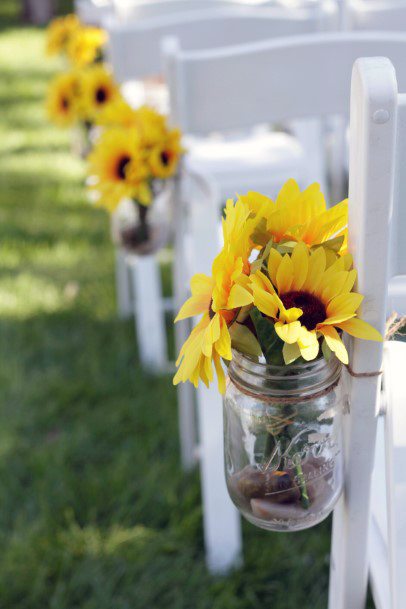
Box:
[224,351,345,532]
[110,183,172,256]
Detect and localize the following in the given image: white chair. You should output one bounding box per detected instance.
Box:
[74,0,114,25]
[165,32,406,577]
[105,6,335,475]
[112,0,276,21]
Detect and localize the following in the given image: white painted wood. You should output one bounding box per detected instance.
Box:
[105,6,335,83]
[115,248,133,319]
[167,32,406,134]
[172,176,198,471]
[349,1,406,32]
[128,253,168,373]
[328,57,398,609]
[112,0,276,20]
[197,380,242,573]
[74,0,113,25]
[383,341,406,609]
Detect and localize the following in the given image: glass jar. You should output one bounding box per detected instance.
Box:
[224,351,345,532]
[111,183,172,256]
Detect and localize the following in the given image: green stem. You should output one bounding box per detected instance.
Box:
[294,461,310,509]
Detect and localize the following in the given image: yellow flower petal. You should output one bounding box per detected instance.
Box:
[297,327,320,361]
[282,341,301,365]
[276,253,293,294]
[320,325,349,364]
[227,283,253,309]
[327,292,364,318]
[291,241,308,291]
[275,321,302,344]
[267,248,283,286]
[336,318,383,342]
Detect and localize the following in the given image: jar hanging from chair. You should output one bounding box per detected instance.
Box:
[224,351,345,532]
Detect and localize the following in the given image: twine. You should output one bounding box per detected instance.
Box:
[227,375,341,406]
[344,312,406,378]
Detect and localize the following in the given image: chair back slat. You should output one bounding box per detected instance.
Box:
[328,56,398,609]
[349,1,406,31]
[166,32,406,133]
[106,6,333,82]
[112,0,274,20]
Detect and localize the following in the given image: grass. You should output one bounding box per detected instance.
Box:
[0,2,375,607]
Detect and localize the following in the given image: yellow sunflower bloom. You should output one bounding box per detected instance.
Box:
[95,97,139,129]
[242,179,348,252]
[79,65,119,122]
[134,106,167,147]
[46,71,82,127]
[174,248,254,393]
[149,129,183,179]
[46,14,80,57]
[67,26,107,68]
[251,241,382,365]
[87,128,150,212]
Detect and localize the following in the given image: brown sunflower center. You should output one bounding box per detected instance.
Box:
[95,86,108,104]
[160,150,171,166]
[116,155,131,180]
[61,96,69,110]
[280,291,326,331]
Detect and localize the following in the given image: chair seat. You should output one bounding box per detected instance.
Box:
[184,130,307,199]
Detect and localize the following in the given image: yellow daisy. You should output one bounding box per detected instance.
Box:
[67,26,107,68]
[79,65,119,122]
[46,71,81,127]
[149,129,183,179]
[87,128,150,212]
[46,14,81,57]
[251,241,382,365]
[242,179,348,252]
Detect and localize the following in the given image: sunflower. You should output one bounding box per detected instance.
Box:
[242,179,348,252]
[251,241,382,365]
[46,71,81,127]
[95,97,139,129]
[79,65,119,122]
[46,14,81,56]
[67,26,107,67]
[134,106,167,147]
[149,129,183,179]
[88,128,150,212]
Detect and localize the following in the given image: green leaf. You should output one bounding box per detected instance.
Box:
[312,235,345,254]
[251,218,270,247]
[321,338,332,361]
[250,239,273,273]
[230,323,262,357]
[250,308,285,365]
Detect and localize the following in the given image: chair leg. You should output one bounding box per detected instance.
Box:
[128,253,167,373]
[197,382,242,574]
[172,177,198,470]
[189,172,242,573]
[115,247,133,319]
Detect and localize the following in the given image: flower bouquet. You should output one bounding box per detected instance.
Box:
[173,180,382,531]
[46,14,106,67]
[87,103,183,255]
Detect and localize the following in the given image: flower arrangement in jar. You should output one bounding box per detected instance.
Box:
[173,179,382,531]
[87,102,183,254]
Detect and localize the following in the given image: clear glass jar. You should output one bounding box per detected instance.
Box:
[111,183,172,256]
[224,351,344,532]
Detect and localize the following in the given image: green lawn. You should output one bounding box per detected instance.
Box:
[0,2,374,608]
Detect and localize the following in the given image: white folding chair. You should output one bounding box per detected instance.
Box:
[105,6,335,476]
[74,0,114,25]
[165,32,406,577]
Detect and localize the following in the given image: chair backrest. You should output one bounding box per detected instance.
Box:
[112,0,275,20]
[74,0,114,25]
[164,31,406,134]
[329,56,406,609]
[348,0,406,31]
[105,5,336,82]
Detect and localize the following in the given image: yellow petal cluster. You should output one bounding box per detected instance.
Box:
[173,179,383,394]
[46,14,81,57]
[251,241,382,364]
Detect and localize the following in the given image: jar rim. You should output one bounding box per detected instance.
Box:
[228,349,342,398]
